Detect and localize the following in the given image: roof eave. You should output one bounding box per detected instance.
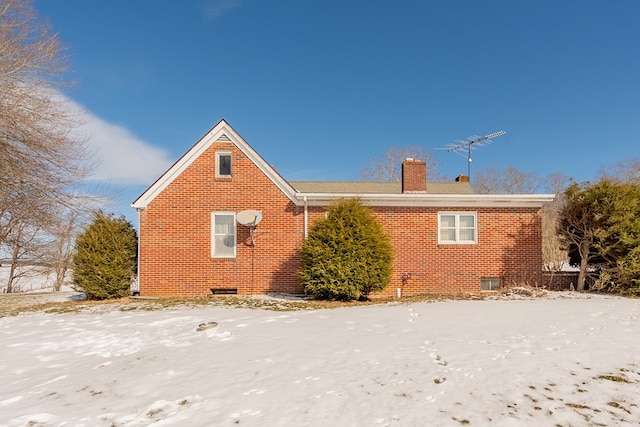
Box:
[296,192,555,208]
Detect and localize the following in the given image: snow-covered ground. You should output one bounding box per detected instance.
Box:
[1,293,639,426]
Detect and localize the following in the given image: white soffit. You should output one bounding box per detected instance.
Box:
[296,193,555,208]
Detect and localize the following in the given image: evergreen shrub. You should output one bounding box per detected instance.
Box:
[72,211,138,300]
[299,198,393,300]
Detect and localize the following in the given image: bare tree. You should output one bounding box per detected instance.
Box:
[359,145,444,182]
[1,215,49,292]
[0,0,92,290]
[1,0,89,205]
[600,158,640,184]
[541,173,571,272]
[542,205,566,272]
[473,166,544,194]
[45,207,84,291]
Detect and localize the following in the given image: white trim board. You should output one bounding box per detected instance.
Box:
[132,120,299,209]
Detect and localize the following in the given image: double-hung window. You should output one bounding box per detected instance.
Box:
[215,151,232,178]
[211,212,236,258]
[438,212,477,244]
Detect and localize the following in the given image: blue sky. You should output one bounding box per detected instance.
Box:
[34,0,640,225]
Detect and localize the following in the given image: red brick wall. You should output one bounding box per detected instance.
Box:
[139,141,544,297]
[307,206,544,298]
[138,140,305,296]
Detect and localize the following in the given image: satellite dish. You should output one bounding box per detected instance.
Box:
[237,210,262,248]
[237,210,262,227]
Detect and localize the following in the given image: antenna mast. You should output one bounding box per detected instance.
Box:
[440,130,506,180]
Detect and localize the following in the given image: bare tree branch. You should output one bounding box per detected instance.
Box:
[600,158,640,184]
[359,145,443,182]
[473,166,544,194]
[0,0,95,291]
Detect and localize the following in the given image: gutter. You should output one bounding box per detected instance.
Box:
[133,207,142,296]
[303,196,308,239]
[294,192,555,208]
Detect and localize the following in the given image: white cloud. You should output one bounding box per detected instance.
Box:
[68,101,173,185]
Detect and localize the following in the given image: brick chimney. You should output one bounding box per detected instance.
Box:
[401,158,427,193]
[455,174,469,182]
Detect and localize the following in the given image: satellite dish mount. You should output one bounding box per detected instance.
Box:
[237,210,263,293]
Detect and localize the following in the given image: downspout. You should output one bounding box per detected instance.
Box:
[303,196,308,239]
[134,207,142,296]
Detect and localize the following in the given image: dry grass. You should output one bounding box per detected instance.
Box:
[0,291,465,318]
[0,285,563,318]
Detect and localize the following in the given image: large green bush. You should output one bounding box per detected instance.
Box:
[559,179,640,293]
[299,198,393,300]
[72,211,138,300]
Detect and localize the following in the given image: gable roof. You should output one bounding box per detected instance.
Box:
[132,119,299,209]
[132,120,555,210]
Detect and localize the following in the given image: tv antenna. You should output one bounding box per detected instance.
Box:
[438,130,506,180]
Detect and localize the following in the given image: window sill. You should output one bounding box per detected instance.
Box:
[438,242,478,245]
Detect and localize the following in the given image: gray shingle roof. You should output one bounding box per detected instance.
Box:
[288,181,474,194]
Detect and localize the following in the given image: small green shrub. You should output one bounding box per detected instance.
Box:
[626,282,640,297]
[299,198,393,301]
[72,211,138,300]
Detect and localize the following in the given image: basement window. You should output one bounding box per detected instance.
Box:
[211,212,236,258]
[481,277,502,291]
[216,151,232,178]
[438,212,477,244]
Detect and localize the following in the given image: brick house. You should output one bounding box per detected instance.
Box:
[132,119,554,297]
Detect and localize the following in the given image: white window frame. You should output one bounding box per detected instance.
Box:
[438,212,477,244]
[215,151,232,178]
[211,212,236,258]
